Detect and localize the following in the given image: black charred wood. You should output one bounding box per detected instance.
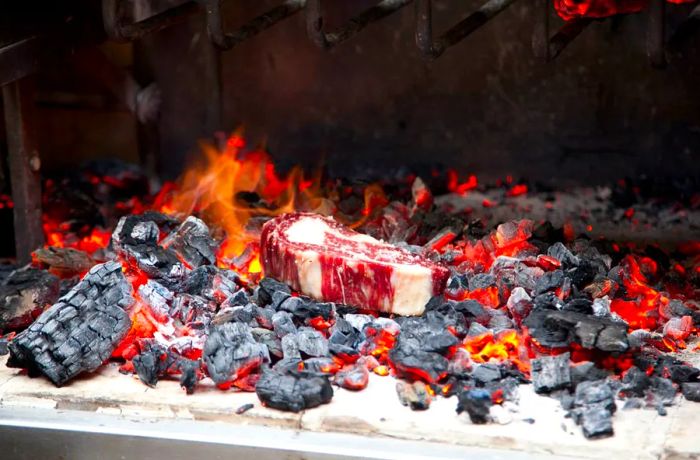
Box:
[390,343,448,383]
[0,267,60,332]
[7,261,133,386]
[534,270,565,295]
[32,247,94,278]
[531,353,571,394]
[180,266,240,303]
[203,322,270,385]
[278,296,335,321]
[471,363,503,385]
[456,388,492,424]
[396,381,432,410]
[621,366,651,397]
[252,328,283,359]
[161,216,218,267]
[681,382,700,402]
[257,277,291,306]
[133,341,172,387]
[177,358,201,394]
[570,362,609,387]
[0,338,8,355]
[256,369,333,412]
[272,311,297,338]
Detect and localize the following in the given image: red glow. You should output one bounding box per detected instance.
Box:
[506,184,528,197]
[463,330,530,374]
[447,170,478,195]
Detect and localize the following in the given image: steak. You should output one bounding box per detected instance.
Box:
[260,212,449,315]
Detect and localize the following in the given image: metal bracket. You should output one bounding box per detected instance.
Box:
[203,0,306,50]
[306,0,412,50]
[102,0,199,42]
[415,0,517,59]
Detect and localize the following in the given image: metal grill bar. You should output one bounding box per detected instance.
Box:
[647,0,666,68]
[102,0,199,42]
[306,0,412,50]
[205,0,306,50]
[415,0,517,59]
[548,18,592,61]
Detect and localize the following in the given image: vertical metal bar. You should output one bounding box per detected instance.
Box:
[306,0,328,48]
[415,0,434,57]
[532,0,550,60]
[202,41,223,135]
[548,18,592,60]
[2,78,44,263]
[647,0,666,68]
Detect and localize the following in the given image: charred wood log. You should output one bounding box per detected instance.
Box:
[0,267,60,333]
[31,247,94,278]
[256,368,333,412]
[7,261,134,386]
[203,322,270,385]
[161,216,217,268]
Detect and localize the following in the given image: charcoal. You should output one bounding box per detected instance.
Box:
[177,358,201,394]
[650,377,676,406]
[547,242,579,268]
[447,348,472,377]
[531,353,571,393]
[567,260,598,289]
[571,362,608,387]
[621,366,651,397]
[278,296,334,321]
[161,216,217,267]
[533,292,563,310]
[251,328,283,359]
[132,341,172,387]
[396,381,432,410]
[138,280,173,321]
[257,278,291,306]
[681,382,700,402]
[591,298,611,317]
[181,266,239,303]
[295,327,329,357]
[562,298,593,315]
[515,264,544,292]
[575,380,616,413]
[506,287,532,325]
[271,311,297,338]
[396,317,458,353]
[222,289,250,308]
[236,403,254,415]
[255,369,333,412]
[665,364,700,384]
[281,333,301,359]
[447,273,470,292]
[301,357,337,373]
[0,267,60,332]
[390,343,448,383]
[425,295,447,311]
[484,376,521,403]
[488,311,514,331]
[32,247,94,278]
[452,300,490,325]
[524,309,629,352]
[456,389,492,424]
[335,363,369,391]
[0,338,8,355]
[623,398,644,410]
[112,214,160,246]
[344,314,374,331]
[467,322,489,337]
[579,406,614,439]
[328,320,360,360]
[272,357,303,372]
[172,294,217,326]
[534,270,565,296]
[472,363,503,385]
[7,262,133,386]
[469,273,496,291]
[203,322,270,385]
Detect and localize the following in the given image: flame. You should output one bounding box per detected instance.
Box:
[610,255,665,330]
[463,330,530,374]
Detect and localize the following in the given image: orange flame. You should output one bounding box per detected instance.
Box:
[463,330,530,374]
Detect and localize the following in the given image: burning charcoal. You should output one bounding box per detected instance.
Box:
[567,260,598,289]
[663,316,694,341]
[469,273,496,291]
[112,215,160,247]
[488,311,514,331]
[681,383,700,402]
[132,341,172,387]
[344,313,374,331]
[547,242,579,268]
[390,343,448,383]
[138,280,173,321]
[534,270,565,296]
[257,277,291,306]
[562,298,593,315]
[467,322,489,337]
[457,389,492,424]
[172,294,217,326]
[531,353,571,394]
[570,362,608,387]
[0,267,60,332]
[252,328,283,359]
[448,348,472,378]
[396,381,432,410]
[524,310,629,352]
[591,298,611,317]
[177,359,201,394]
[301,357,339,374]
[396,317,458,353]
[32,247,94,278]
[533,292,563,310]
[181,266,239,303]
[471,363,503,385]
[203,322,270,385]
[255,369,333,412]
[335,364,369,391]
[506,287,532,326]
[161,216,217,267]
[485,376,520,404]
[7,262,133,386]
[621,367,651,397]
[515,264,544,292]
[294,327,329,358]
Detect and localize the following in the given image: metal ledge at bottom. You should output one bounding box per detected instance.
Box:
[0,407,577,460]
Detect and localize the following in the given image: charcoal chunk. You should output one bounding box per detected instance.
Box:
[579,406,613,439]
[681,382,700,402]
[650,377,676,406]
[0,268,60,332]
[562,298,593,315]
[293,327,329,358]
[575,380,616,413]
[570,362,608,387]
[132,341,171,387]
[278,296,334,321]
[456,389,492,424]
[472,363,503,385]
[203,322,270,385]
[161,216,217,267]
[534,270,565,295]
[524,309,629,352]
[7,262,133,386]
[621,366,651,397]
[335,364,369,391]
[468,273,496,291]
[0,338,9,355]
[396,381,432,410]
[257,278,291,306]
[272,311,297,338]
[547,242,579,268]
[256,369,333,412]
[531,353,571,393]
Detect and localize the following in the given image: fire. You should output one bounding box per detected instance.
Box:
[553,0,695,20]
[610,255,665,330]
[463,330,530,374]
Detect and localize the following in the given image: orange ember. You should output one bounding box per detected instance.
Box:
[463,330,530,374]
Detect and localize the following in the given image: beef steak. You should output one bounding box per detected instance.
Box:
[260,213,449,315]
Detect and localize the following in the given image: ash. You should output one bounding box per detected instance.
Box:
[2,160,700,441]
